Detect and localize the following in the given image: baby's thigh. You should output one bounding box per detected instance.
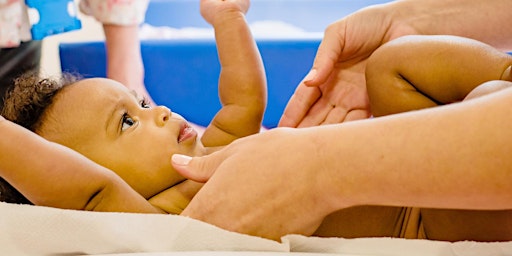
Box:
[313,206,409,238]
[421,209,512,241]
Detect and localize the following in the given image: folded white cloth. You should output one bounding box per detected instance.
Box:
[1,202,512,256]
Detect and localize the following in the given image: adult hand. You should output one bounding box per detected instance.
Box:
[278,2,419,127]
[172,128,339,240]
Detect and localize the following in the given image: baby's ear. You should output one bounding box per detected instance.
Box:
[500,65,512,82]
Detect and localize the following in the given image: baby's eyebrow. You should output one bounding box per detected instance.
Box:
[129,90,140,100]
[106,100,124,134]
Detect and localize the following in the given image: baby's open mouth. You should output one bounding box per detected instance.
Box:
[178,122,196,143]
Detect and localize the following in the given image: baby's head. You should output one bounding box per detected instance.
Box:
[2,73,202,199]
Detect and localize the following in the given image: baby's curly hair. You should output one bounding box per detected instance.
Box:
[0,71,82,204]
[1,71,81,132]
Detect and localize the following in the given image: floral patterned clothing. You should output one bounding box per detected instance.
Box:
[0,0,148,48]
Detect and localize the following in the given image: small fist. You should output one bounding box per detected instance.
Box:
[200,0,250,25]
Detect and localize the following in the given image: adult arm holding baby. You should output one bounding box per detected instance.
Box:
[0,115,160,213]
[173,0,512,241]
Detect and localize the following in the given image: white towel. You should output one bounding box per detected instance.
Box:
[1,202,512,256]
[285,235,512,256]
[0,202,287,255]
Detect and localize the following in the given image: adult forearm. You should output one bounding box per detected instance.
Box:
[103,24,144,87]
[389,0,512,50]
[314,88,512,211]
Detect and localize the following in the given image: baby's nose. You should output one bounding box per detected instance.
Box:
[155,106,171,125]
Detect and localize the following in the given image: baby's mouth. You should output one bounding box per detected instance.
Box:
[178,122,197,143]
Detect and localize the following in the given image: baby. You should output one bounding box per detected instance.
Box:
[1,0,266,214]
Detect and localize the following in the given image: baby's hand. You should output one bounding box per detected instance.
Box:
[148,180,203,214]
[200,0,250,25]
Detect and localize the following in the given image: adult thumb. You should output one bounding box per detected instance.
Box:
[172,154,217,183]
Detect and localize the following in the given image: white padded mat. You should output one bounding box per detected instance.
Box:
[1,202,511,255]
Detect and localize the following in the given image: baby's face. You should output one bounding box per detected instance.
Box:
[38,78,204,199]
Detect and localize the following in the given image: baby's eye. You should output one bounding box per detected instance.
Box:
[121,113,137,131]
[140,98,151,108]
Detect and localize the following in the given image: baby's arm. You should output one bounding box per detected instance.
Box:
[200,0,267,147]
[366,35,512,116]
[0,116,161,213]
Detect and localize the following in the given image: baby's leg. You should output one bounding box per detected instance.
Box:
[421,209,512,242]
[365,41,441,117]
[314,206,413,238]
[422,80,512,242]
[365,35,512,118]
[365,63,440,118]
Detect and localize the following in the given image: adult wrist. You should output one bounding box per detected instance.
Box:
[388,0,512,49]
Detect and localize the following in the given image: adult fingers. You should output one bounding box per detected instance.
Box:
[172,154,220,183]
[278,85,321,127]
[322,108,370,125]
[303,22,345,87]
[321,106,350,124]
[344,109,371,122]
[296,98,333,128]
